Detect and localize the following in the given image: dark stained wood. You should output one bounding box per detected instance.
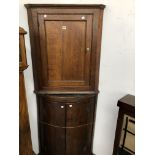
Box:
[25,4,105,155]
[94,8,104,90]
[39,95,95,127]
[35,90,99,95]
[26,5,104,91]
[66,97,95,127]
[39,97,66,126]
[40,123,66,155]
[19,27,33,155]
[90,95,98,155]
[25,4,105,9]
[117,94,135,115]
[112,109,125,155]
[66,124,93,155]
[113,94,135,155]
[36,13,93,90]
[38,94,96,102]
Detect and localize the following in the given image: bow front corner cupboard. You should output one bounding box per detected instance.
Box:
[25,4,105,155]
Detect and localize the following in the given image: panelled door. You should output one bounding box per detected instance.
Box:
[39,97,66,155]
[65,98,94,155]
[39,95,95,155]
[40,124,66,155]
[66,125,93,155]
[38,14,93,91]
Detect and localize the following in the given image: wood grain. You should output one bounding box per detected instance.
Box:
[26,6,104,91]
[19,27,33,155]
[25,4,105,155]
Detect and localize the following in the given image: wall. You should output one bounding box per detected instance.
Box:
[19,0,134,154]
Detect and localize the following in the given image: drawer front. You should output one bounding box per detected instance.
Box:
[39,95,96,127]
[39,96,66,127]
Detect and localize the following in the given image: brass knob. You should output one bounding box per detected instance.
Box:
[44,14,47,18]
[81,16,85,20]
[69,105,73,108]
[86,48,90,51]
[61,106,64,109]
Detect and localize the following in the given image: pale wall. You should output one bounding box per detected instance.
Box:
[19,0,134,154]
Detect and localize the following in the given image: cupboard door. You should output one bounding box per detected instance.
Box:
[66,97,95,127]
[66,125,93,155]
[39,97,65,126]
[38,14,93,91]
[40,124,66,155]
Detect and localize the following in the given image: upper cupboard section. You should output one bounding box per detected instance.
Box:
[25,5,105,91]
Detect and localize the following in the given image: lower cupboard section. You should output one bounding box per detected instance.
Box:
[40,123,93,155]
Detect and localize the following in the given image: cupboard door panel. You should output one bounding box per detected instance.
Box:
[66,125,93,155]
[38,14,93,90]
[46,21,63,81]
[66,97,95,127]
[61,21,86,81]
[40,124,66,155]
[39,97,65,126]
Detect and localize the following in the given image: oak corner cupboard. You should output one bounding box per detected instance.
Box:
[25,4,106,155]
